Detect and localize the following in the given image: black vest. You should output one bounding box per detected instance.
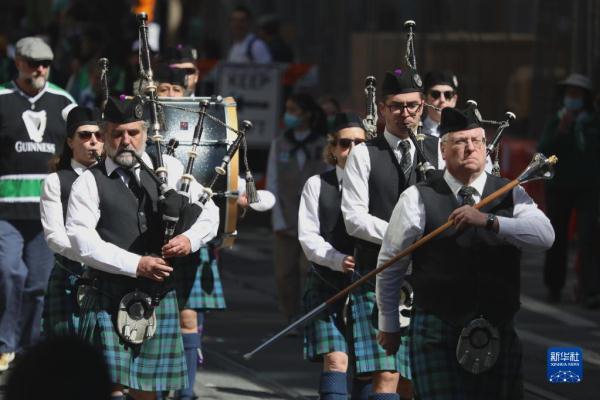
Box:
[355,134,439,272]
[56,167,78,220]
[90,161,163,258]
[314,169,353,286]
[412,173,521,326]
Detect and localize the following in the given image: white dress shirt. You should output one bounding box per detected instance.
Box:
[40,159,88,261]
[298,166,348,272]
[66,153,219,278]
[227,33,272,63]
[375,169,555,332]
[266,129,312,232]
[341,128,446,245]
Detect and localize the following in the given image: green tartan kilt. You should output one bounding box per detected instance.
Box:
[78,270,187,391]
[171,246,226,311]
[302,268,411,378]
[42,256,82,336]
[409,308,523,400]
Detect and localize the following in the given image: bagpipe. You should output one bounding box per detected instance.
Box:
[108,12,258,345]
[243,19,556,360]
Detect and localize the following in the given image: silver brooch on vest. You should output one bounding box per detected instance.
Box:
[116,290,157,345]
[456,316,500,374]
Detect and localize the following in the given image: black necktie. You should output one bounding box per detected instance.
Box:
[398,140,412,178]
[458,186,477,206]
[124,168,143,199]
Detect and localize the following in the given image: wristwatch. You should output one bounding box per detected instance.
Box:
[485,213,497,231]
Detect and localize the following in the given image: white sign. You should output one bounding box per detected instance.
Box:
[217,63,282,147]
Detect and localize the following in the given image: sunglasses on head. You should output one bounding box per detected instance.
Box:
[77,130,103,141]
[26,59,52,69]
[429,90,456,100]
[336,138,365,149]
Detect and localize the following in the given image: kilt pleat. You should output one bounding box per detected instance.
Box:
[409,309,523,400]
[78,273,187,391]
[42,256,82,336]
[172,246,226,311]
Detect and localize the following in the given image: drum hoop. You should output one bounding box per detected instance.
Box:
[222,96,239,248]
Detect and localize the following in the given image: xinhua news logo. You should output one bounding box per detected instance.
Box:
[547,347,583,383]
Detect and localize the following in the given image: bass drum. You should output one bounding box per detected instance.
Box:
[152,96,239,247]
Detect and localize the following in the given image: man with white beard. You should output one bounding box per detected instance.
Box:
[0,36,75,372]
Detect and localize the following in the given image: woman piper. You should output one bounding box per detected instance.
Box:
[298,112,370,400]
[41,106,103,336]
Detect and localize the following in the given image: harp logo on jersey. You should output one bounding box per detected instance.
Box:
[22,109,47,143]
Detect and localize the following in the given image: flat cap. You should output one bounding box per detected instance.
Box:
[16,37,54,61]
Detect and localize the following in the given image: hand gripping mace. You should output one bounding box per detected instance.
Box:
[243,153,558,360]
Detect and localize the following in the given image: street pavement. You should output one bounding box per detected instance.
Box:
[1,213,599,399]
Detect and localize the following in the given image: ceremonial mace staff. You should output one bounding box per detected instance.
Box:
[243,153,558,360]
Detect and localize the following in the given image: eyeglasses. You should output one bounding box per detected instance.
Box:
[448,137,486,149]
[429,90,456,100]
[336,138,365,149]
[77,130,103,141]
[385,101,422,114]
[26,59,52,69]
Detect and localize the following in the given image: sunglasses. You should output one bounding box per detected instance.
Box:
[26,59,52,69]
[336,138,365,149]
[77,130,103,141]
[429,90,456,100]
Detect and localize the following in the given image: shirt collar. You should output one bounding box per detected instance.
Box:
[70,159,89,175]
[383,128,411,151]
[105,152,147,177]
[423,116,440,136]
[443,169,487,198]
[11,80,48,103]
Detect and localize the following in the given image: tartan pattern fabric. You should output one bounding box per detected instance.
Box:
[172,246,226,311]
[351,285,411,377]
[303,273,348,360]
[409,309,523,400]
[42,256,82,336]
[78,274,187,391]
[302,270,411,377]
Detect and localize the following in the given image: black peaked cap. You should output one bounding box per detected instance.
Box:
[154,64,187,88]
[423,70,459,92]
[381,68,423,96]
[439,107,482,136]
[66,106,99,136]
[103,96,145,124]
[332,112,364,132]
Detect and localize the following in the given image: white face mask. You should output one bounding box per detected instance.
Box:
[564,96,584,111]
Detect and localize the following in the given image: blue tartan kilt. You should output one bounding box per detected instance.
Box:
[409,308,523,400]
[42,256,82,336]
[171,246,226,311]
[77,270,187,392]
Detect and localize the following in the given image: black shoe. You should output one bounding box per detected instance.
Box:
[547,289,561,304]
